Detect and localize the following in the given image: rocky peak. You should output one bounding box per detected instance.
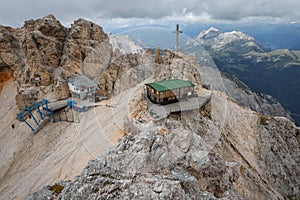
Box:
[24,14,66,40]
[191,27,264,53]
[0,25,16,43]
[197,27,221,40]
[69,18,108,41]
[60,17,112,78]
[0,25,24,72]
[222,30,252,41]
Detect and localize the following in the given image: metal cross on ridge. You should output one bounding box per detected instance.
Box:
[173,24,182,52]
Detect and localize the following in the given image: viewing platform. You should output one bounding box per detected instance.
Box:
[146,90,212,121]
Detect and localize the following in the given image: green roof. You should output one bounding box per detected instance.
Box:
[146,79,195,92]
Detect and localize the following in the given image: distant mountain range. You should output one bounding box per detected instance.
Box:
[182,23,300,50]
[184,27,300,125]
[186,27,266,53]
[111,23,300,50]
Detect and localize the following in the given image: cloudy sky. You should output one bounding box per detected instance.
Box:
[1,0,299,30]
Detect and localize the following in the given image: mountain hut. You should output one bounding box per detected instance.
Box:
[67,75,98,101]
[145,79,195,105]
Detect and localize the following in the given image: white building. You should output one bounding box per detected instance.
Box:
[67,75,98,101]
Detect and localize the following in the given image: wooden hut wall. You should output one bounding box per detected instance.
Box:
[146,85,195,104]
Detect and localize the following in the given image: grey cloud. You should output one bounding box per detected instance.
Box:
[0,0,99,26]
[0,0,299,27]
[95,0,300,21]
[206,0,300,20]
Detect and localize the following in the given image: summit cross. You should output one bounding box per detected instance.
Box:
[173,24,183,52]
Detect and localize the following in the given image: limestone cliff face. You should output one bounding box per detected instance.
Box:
[0,14,112,108]
[256,118,299,199]
[60,18,112,78]
[210,92,299,199]
[98,48,202,98]
[0,26,24,72]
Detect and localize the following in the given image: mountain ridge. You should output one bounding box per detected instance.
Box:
[185,27,300,125]
[190,27,265,53]
[0,15,299,199]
